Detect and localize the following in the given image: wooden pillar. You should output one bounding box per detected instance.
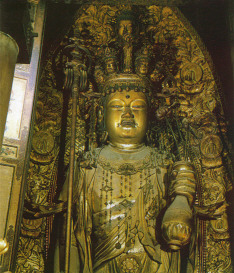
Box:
[0,1,45,272]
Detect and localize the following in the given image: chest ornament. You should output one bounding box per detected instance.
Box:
[98,153,155,175]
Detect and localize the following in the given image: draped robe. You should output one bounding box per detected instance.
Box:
[54,145,181,273]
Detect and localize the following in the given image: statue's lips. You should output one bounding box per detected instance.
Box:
[120,119,136,128]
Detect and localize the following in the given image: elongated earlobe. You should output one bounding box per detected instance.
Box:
[98,106,104,124]
[100,131,108,143]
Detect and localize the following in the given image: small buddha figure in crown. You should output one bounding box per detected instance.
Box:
[103,47,118,75]
[135,46,151,76]
[54,12,196,273]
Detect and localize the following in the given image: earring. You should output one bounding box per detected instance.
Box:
[100,130,108,143]
[98,106,104,123]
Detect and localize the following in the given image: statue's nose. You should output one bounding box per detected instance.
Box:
[121,107,134,118]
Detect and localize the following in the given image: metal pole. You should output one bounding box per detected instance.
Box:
[64,71,79,273]
[61,41,90,273]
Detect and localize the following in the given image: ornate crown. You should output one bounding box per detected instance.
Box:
[94,12,153,96]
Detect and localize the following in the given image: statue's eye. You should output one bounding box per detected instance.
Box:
[131,105,145,109]
[131,99,147,110]
[108,100,124,109]
[131,103,146,110]
[111,105,123,109]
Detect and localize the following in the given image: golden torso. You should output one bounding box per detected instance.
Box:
[73,144,171,272]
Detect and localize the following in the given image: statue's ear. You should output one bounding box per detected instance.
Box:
[98,105,108,143]
[98,106,104,124]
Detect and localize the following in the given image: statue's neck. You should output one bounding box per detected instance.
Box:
[108,142,145,152]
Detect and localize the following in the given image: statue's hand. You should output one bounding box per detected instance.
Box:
[161,195,193,250]
[169,161,196,206]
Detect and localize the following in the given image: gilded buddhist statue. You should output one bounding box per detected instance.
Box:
[54,12,196,273]
[14,5,233,273]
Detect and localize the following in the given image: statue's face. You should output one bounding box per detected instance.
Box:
[105,58,116,74]
[105,90,148,148]
[118,20,132,37]
[136,59,149,75]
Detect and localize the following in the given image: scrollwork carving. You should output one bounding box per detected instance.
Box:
[15,238,44,273]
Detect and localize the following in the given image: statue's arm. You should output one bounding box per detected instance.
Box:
[168,161,196,206]
[161,161,196,250]
[54,164,93,273]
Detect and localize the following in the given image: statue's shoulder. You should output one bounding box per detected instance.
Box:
[78,148,102,169]
[149,146,174,168]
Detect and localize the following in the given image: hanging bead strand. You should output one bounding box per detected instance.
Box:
[129,174,132,198]
[126,175,133,248]
[124,175,128,199]
[109,170,113,224]
[148,168,152,204]
[104,170,108,223]
[120,175,124,198]
[116,174,123,250]
[139,170,143,189]
[99,169,105,226]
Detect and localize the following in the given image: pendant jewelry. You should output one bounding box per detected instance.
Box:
[115,242,122,249]
[118,254,142,273]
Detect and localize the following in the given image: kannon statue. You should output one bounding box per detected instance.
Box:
[13,5,233,273]
[54,11,196,273]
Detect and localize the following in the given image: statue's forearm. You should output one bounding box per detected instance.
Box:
[161,161,196,250]
[168,161,196,206]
